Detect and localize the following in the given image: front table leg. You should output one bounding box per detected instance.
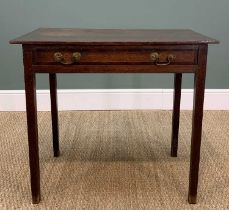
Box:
[23,47,40,204]
[188,45,208,204]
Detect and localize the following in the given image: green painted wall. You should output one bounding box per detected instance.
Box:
[0,0,228,90]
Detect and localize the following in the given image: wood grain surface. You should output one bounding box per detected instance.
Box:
[10,28,219,45]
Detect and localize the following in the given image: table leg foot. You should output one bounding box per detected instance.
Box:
[54,150,60,157]
[32,194,41,204]
[171,150,178,157]
[188,194,197,204]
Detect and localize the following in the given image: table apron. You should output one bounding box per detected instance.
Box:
[32,64,197,73]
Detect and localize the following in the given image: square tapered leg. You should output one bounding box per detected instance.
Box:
[188,45,208,204]
[23,46,40,204]
[171,73,182,157]
[49,73,60,157]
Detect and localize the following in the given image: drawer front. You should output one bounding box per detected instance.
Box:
[33,46,198,65]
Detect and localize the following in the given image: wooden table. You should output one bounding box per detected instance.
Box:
[10,28,219,204]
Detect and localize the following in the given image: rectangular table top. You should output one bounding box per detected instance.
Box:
[10,28,219,45]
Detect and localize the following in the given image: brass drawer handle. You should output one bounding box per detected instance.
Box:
[150,52,176,66]
[54,52,81,65]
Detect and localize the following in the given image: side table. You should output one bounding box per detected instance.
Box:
[10,28,219,204]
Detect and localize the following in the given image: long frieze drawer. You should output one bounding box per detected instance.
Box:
[33,46,198,65]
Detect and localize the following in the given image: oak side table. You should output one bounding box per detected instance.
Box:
[10,28,219,204]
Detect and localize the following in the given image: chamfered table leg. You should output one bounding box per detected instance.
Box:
[23,47,40,204]
[49,73,60,157]
[188,45,208,204]
[171,73,182,157]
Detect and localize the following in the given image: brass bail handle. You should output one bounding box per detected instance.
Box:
[54,52,81,65]
[150,52,176,66]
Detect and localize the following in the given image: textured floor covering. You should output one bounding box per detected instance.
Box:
[0,111,229,210]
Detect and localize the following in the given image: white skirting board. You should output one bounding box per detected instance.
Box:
[0,89,228,111]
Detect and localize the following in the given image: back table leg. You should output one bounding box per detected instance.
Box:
[171,73,182,157]
[49,73,60,157]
